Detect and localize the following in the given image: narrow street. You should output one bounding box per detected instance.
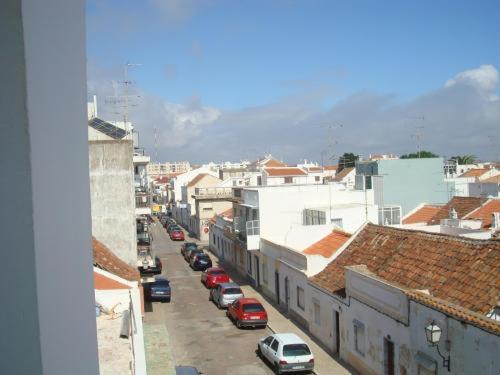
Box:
[144,219,274,375]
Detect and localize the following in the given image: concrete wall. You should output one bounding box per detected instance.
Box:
[357,158,449,216]
[89,140,137,266]
[195,200,232,241]
[0,1,99,373]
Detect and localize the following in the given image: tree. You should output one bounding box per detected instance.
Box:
[400,150,439,159]
[450,154,476,165]
[337,152,359,172]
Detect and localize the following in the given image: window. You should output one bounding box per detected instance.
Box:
[270,339,279,352]
[303,209,327,225]
[331,218,343,229]
[313,301,320,325]
[246,220,260,236]
[262,258,268,284]
[284,176,293,184]
[353,320,365,355]
[257,176,262,186]
[247,252,252,274]
[379,206,401,225]
[297,287,305,310]
[263,336,274,346]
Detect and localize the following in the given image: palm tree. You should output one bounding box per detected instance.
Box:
[451,155,476,165]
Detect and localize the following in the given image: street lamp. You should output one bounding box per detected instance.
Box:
[425,321,450,371]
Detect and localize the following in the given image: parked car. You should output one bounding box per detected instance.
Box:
[175,366,204,375]
[209,282,244,309]
[139,256,162,276]
[181,242,198,257]
[184,246,201,261]
[201,267,230,288]
[257,333,314,374]
[170,229,185,241]
[190,253,212,271]
[187,249,205,263]
[146,277,171,302]
[226,298,267,328]
[166,223,180,233]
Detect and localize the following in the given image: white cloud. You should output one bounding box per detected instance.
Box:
[444,64,499,94]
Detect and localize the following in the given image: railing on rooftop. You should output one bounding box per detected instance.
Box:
[193,187,233,198]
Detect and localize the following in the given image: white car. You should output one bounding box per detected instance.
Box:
[257,333,314,374]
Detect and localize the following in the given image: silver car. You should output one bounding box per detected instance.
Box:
[209,282,244,309]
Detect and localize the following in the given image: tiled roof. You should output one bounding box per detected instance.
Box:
[458,168,489,178]
[303,230,351,258]
[263,159,288,167]
[265,167,307,177]
[92,237,140,282]
[187,173,214,187]
[333,167,354,181]
[464,199,500,229]
[427,196,487,225]
[94,271,131,290]
[324,165,338,171]
[403,204,442,224]
[482,175,500,184]
[406,291,500,335]
[309,223,500,315]
[307,167,323,173]
[154,176,170,184]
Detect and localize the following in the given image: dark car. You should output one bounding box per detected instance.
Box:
[187,249,205,264]
[181,242,198,257]
[170,229,185,241]
[175,366,204,375]
[139,256,162,276]
[190,253,212,271]
[167,224,181,233]
[184,247,202,262]
[147,277,171,302]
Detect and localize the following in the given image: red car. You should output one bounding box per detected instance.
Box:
[226,298,268,329]
[170,229,185,241]
[201,267,230,288]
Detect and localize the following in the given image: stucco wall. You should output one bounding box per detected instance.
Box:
[89,140,137,266]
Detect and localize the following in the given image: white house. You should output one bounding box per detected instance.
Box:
[333,167,356,189]
[308,224,500,375]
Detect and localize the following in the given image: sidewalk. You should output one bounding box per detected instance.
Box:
[143,320,176,375]
[204,248,353,375]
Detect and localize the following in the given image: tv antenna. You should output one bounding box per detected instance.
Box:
[104,62,142,134]
[408,116,425,157]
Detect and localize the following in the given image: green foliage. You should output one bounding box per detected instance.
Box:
[338,152,359,172]
[400,150,439,159]
[450,154,476,165]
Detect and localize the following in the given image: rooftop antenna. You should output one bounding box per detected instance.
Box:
[408,116,425,157]
[104,62,142,136]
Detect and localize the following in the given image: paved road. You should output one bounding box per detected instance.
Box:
[145,219,274,375]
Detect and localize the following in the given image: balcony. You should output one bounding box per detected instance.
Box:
[192,187,233,200]
[133,148,150,165]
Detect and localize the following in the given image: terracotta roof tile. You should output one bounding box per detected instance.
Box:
[265,167,307,177]
[333,167,354,181]
[458,168,489,178]
[307,167,323,173]
[187,173,211,187]
[464,199,500,229]
[94,271,131,290]
[303,230,351,258]
[427,196,487,225]
[92,237,139,282]
[482,175,500,184]
[263,159,288,167]
[406,291,500,335]
[324,165,338,171]
[309,223,500,315]
[403,205,442,224]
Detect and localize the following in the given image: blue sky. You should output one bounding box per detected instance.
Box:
[86,0,500,163]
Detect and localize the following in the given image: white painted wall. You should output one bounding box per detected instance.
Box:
[1,1,99,373]
[171,167,218,203]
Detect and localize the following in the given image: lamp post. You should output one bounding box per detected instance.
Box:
[425,321,451,371]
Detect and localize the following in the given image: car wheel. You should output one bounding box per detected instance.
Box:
[208,293,212,301]
[166,298,171,303]
[257,345,262,357]
[236,320,242,329]
[217,299,222,309]
[274,363,281,375]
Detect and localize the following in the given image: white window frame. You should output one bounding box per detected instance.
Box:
[353,319,366,356]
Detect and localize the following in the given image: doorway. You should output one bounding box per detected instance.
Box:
[254,255,260,289]
[384,337,395,375]
[334,310,340,354]
[275,271,280,304]
[284,277,290,312]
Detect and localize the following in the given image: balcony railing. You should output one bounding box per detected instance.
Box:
[135,194,151,208]
[193,187,233,199]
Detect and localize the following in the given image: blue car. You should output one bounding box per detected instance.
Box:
[147,277,171,302]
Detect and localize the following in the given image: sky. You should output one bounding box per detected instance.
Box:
[86,0,500,164]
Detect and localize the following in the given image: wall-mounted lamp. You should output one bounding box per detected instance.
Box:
[425,321,450,371]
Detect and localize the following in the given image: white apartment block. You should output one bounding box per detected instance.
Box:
[147,161,191,176]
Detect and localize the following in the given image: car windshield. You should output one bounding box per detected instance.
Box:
[186,244,197,249]
[223,287,242,295]
[155,280,169,287]
[282,344,311,357]
[210,270,225,275]
[242,303,264,312]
